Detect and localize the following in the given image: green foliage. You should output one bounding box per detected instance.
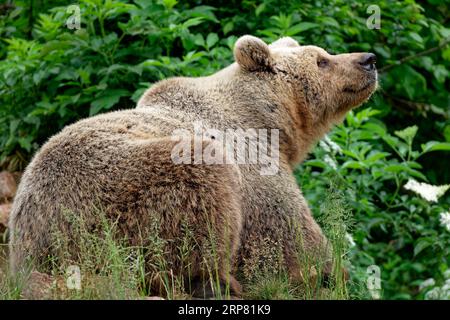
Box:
[0,0,449,299]
[296,108,450,299]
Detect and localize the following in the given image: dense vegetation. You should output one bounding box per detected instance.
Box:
[0,0,449,299]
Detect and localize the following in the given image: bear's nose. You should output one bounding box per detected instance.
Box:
[358,53,377,71]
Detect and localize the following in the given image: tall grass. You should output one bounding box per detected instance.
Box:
[242,185,365,300]
[0,187,364,299]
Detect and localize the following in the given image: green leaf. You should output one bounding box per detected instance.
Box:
[342,150,359,160]
[223,21,233,35]
[320,17,339,28]
[444,125,450,142]
[373,45,390,59]
[206,33,219,49]
[193,34,205,47]
[407,168,427,181]
[187,5,219,23]
[255,3,265,16]
[304,159,326,169]
[414,238,432,257]
[18,136,33,152]
[163,0,178,10]
[398,65,427,100]
[432,65,448,83]
[366,152,390,163]
[421,141,450,154]
[286,22,319,36]
[361,122,387,136]
[384,164,405,173]
[342,160,366,170]
[384,163,427,180]
[90,89,129,116]
[182,17,205,29]
[394,125,418,143]
[408,32,423,44]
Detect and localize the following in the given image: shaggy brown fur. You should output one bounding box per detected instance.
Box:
[9,35,377,297]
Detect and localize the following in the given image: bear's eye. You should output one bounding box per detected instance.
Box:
[317,58,329,68]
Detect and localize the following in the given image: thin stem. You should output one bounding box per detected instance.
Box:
[389,175,401,206]
[379,37,450,73]
[109,32,125,64]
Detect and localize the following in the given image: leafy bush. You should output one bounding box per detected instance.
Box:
[0,0,449,299]
[296,108,450,299]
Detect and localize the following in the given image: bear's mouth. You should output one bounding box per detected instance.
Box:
[343,79,376,94]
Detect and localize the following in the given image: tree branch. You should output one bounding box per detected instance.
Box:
[378,37,450,73]
[380,88,449,119]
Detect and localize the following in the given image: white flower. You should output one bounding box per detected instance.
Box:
[440,212,450,232]
[419,278,435,291]
[322,135,342,154]
[425,287,442,300]
[423,277,450,300]
[319,140,331,153]
[444,269,450,279]
[324,154,337,170]
[444,278,450,288]
[403,179,450,203]
[320,136,342,170]
[328,140,342,154]
[442,280,450,299]
[345,232,356,247]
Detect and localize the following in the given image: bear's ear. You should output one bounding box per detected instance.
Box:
[269,37,300,48]
[234,35,273,71]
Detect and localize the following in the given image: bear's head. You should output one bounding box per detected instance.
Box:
[234,35,378,125]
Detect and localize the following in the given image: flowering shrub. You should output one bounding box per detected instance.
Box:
[296,108,450,299]
[420,269,450,299]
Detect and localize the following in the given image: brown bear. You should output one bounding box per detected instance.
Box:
[8,35,377,298]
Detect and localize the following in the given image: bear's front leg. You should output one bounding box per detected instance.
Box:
[238,166,333,287]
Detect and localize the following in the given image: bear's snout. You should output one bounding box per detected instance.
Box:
[356,53,377,72]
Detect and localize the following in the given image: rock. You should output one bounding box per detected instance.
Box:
[0,171,17,200]
[0,203,11,233]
